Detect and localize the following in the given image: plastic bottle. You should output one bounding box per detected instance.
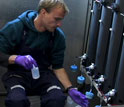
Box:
[31,64,40,79]
[65,96,81,107]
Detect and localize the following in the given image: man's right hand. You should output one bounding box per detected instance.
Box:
[15,55,37,70]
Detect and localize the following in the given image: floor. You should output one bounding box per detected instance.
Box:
[0,96,40,107]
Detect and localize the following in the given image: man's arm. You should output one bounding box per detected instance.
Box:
[53,68,72,90]
[8,55,17,64]
[0,51,14,67]
[0,51,37,70]
[0,51,17,66]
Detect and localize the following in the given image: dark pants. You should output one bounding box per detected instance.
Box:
[2,70,66,107]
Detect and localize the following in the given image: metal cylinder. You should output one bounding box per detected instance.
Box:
[87,1,102,64]
[95,0,114,75]
[114,31,124,104]
[103,0,124,93]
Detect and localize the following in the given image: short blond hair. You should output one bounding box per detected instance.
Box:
[37,0,69,14]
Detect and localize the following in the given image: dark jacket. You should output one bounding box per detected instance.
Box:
[0,10,66,70]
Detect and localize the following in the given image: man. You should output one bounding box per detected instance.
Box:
[0,0,88,107]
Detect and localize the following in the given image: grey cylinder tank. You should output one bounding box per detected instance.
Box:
[95,0,114,75]
[87,1,102,64]
[114,30,124,104]
[103,0,124,92]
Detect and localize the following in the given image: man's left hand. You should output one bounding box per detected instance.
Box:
[68,88,89,107]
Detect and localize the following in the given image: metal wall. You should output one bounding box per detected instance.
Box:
[0,0,39,94]
[62,0,90,86]
[0,0,89,93]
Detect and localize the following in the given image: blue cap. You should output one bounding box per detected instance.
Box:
[85,91,94,99]
[77,76,85,84]
[95,105,101,107]
[70,65,78,72]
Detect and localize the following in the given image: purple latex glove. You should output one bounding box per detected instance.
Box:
[15,55,37,70]
[68,88,89,107]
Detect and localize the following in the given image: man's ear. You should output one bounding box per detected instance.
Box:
[40,8,47,15]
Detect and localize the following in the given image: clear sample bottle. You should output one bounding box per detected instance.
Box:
[65,96,81,107]
[31,64,40,79]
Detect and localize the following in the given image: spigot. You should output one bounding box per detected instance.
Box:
[86,63,96,76]
[77,53,88,67]
[104,89,116,103]
[95,75,105,90]
[86,63,95,70]
[76,53,87,59]
[100,0,108,6]
[96,75,105,83]
[105,89,116,97]
[81,54,88,67]
[111,3,120,12]
[82,53,87,60]
[107,3,120,13]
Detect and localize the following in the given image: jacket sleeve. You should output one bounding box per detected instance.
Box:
[51,28,66,69]
[0,23,14,67]
[0,19,23,67]
[0,51,10,67]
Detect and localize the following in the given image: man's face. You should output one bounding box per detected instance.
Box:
[41,6,66,32]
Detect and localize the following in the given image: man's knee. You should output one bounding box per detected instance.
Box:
[41,89,67,107]
[53,91,66,103]
[5,87,30,107]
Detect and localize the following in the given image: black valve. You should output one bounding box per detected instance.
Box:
[100,0,109,6]
[86,63,96,76]
[111,3,120,12]
[81,54,88,67]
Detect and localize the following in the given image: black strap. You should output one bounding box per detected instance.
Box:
[65,86,75,93]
